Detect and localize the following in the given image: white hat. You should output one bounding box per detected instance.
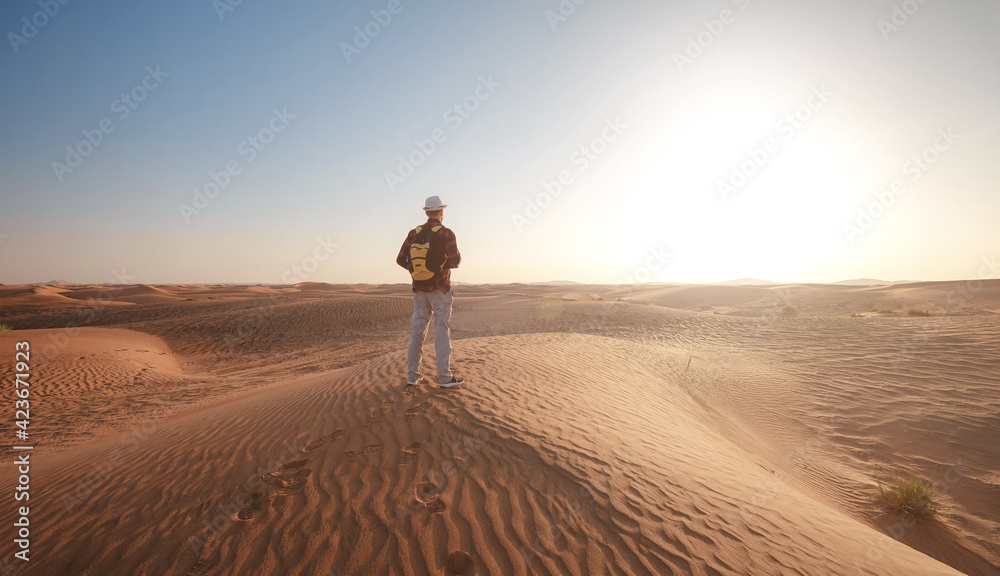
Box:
[423,196,448,211]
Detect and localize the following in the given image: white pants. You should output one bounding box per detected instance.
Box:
[407,289,454,383]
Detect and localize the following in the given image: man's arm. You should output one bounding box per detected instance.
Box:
[441,228,461,269]
[396,230,414,270]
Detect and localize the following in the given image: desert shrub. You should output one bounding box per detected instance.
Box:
[906,308,931,317]
[873,467,939,519]
[0,324,10,334]
[870,307,895,314]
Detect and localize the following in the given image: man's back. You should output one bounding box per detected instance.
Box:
[397,217,461,293]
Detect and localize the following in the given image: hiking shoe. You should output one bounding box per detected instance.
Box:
[406,377,426,387]
[439,376,464,388]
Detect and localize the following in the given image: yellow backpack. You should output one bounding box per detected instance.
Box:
[408,225,443,281]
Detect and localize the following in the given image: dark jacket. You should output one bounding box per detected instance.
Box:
[396,218,461,293]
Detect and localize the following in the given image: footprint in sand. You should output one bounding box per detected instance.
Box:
[361,403,394,429]
[236,491,265,521]
[281,458,310,472]
[262,472,287,488]
[425,499,447,513]
[444,551,473,575]
[404,401,433,421]
[260,457,313,496]
[274,469,311,496]
[399,442,422,465]
[302,438,329,452]
[275,483,306,497]
[363,443,384,455]
[186,557,214,576]
[415,482,447,513]
[303,429,344,452]
[415,483,438,502]
[344,450,357,460]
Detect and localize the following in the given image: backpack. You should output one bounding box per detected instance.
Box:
[407,225,444,281]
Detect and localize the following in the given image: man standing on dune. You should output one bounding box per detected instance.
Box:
[397,196,464,388]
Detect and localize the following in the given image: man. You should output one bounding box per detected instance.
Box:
[396,195,464,388]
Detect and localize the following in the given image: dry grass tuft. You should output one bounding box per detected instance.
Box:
[873,466,940,519]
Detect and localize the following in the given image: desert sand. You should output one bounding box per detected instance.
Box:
[1,281,998,575]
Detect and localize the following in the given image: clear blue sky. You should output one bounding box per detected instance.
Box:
[1,0,998,285]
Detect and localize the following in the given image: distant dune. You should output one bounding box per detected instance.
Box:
[833,278,920,286]
[1,281,997,575]
[708,277,781,286]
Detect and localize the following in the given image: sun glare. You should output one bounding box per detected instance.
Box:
[611,100,856,283]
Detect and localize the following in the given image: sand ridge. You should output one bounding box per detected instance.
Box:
[0,335,967,575]
[0,281,998,575]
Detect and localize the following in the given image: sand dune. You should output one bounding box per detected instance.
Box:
[0,335,969,575]
[295,282,350,291]
[101,284,183,304]
[0,328,197,450]
[0,285,78,304]
[627,284,771,311]
[0,282,997,575]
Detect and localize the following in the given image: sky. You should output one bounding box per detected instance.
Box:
[1,0,998,285]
